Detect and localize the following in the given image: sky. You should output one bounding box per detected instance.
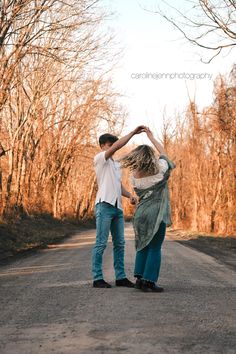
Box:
[102,0,235,143]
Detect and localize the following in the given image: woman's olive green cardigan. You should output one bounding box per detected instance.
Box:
[133,155,176,251]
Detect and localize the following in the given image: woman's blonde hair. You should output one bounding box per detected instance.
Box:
[119,145,159,175]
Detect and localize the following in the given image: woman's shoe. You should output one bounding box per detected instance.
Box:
[134,278,142,289]
[115,278,134,287]
[141,280,164,292]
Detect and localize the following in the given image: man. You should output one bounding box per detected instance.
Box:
[92,125,145,288]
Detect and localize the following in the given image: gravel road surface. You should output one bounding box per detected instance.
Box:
[0,223,235,354]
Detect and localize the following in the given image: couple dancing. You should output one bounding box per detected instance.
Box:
[92,125,175,292]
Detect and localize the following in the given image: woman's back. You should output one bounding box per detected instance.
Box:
[131,158,168,189]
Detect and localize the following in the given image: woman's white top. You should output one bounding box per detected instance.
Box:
[131,158,169,190]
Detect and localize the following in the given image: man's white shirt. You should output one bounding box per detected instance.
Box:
[94,151,123,210]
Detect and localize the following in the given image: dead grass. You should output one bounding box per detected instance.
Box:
[0,214,95,258]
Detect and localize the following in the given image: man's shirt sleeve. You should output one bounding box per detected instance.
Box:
[94,151,106,167]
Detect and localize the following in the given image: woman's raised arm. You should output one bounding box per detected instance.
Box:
[145,127,167,156]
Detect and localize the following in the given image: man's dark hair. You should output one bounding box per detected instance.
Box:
[99,133,118,147]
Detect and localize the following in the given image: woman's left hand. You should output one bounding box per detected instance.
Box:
[144,127,154,139]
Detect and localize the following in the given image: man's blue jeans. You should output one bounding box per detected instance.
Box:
[92,202,126,281]
[134,221,166,283]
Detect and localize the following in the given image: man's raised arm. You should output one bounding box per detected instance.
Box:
[105,125,146,160]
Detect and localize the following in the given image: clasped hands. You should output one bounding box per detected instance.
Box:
[133,125,153,138]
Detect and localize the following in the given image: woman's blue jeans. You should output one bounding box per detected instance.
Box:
[134,221,166,283]
[92,202,126,281]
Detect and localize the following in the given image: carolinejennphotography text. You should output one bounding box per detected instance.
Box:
[131,72,213,80]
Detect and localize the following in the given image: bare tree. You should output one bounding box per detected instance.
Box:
[147,0,236,62]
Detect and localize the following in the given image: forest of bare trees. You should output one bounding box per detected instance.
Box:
[0,0,235,236]
[121,67,235,236]
[0,0,124,219]
[167,68,236,235]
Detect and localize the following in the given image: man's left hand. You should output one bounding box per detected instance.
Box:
[129,195,137,205]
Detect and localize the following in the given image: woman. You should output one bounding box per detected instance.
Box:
[120,127,175,292]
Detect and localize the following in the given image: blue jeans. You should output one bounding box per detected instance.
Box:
[134,221,166,283]
[92,202,126,281]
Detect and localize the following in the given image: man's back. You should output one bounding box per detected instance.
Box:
[94,151,122,210]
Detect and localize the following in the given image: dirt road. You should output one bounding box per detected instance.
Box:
[0,224,235,354]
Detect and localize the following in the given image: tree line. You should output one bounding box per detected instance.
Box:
[167,68,235,235]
